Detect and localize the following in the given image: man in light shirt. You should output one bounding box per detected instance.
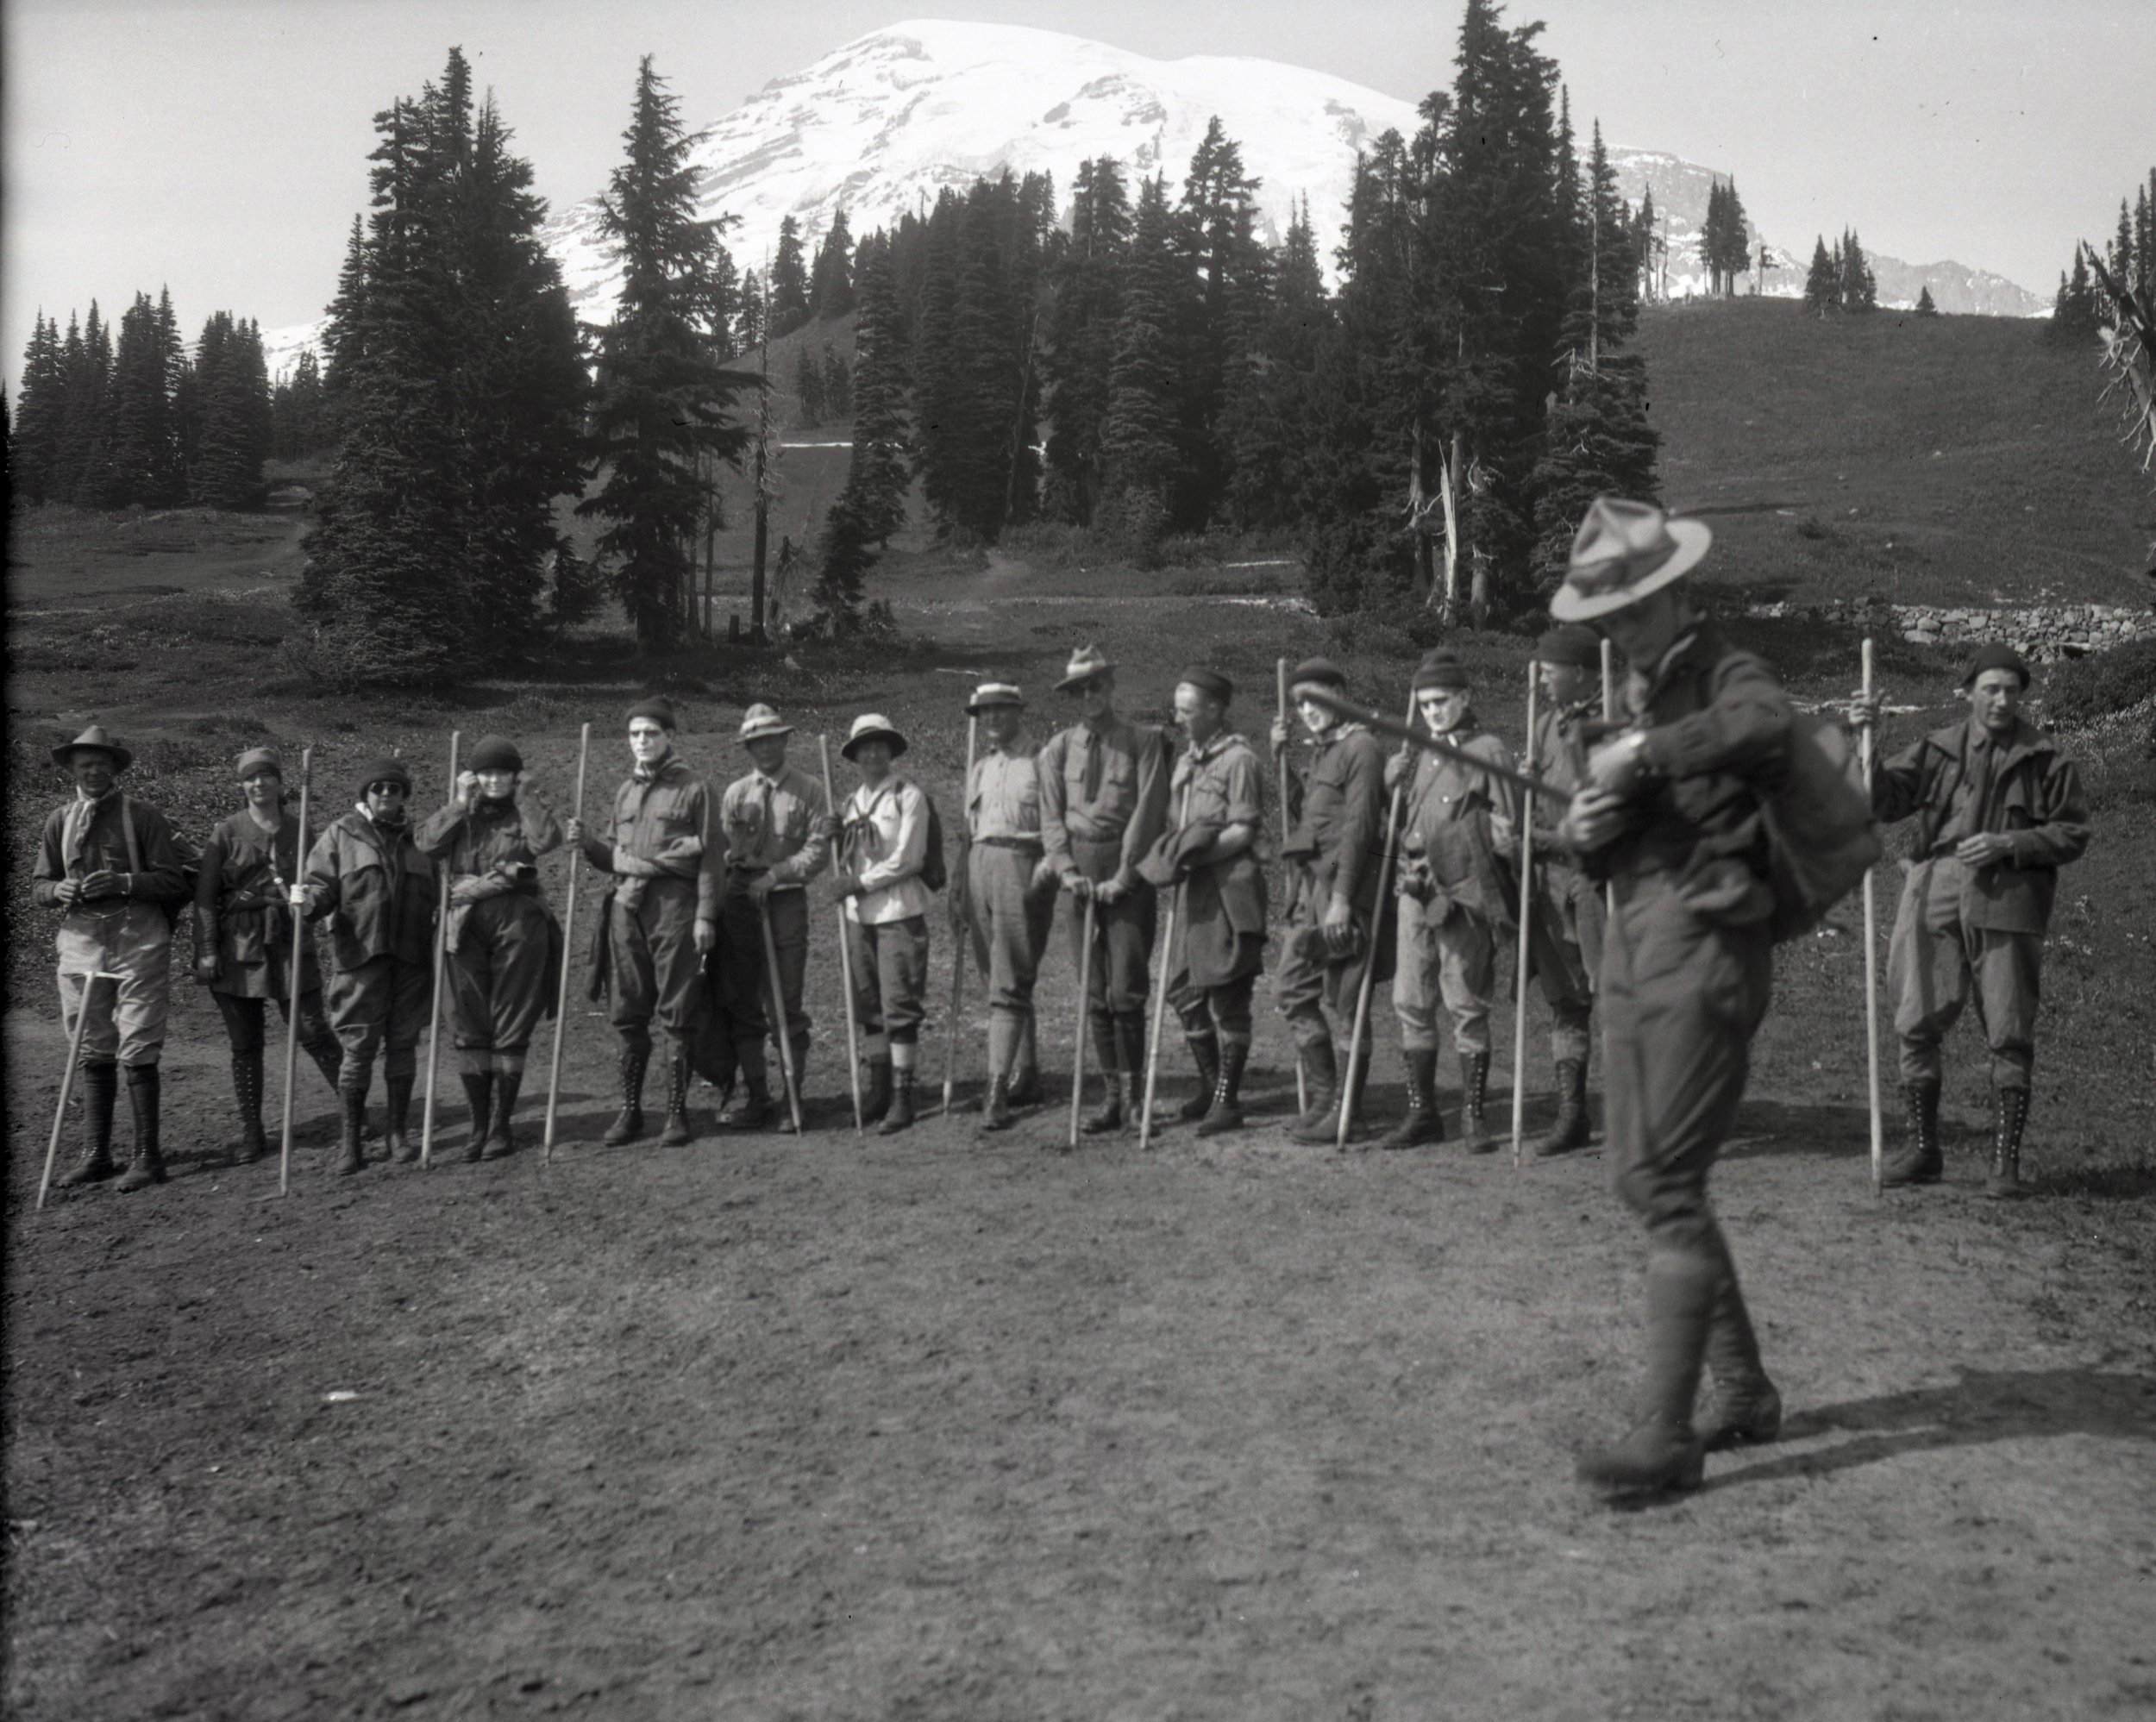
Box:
[962,682,1054,1130]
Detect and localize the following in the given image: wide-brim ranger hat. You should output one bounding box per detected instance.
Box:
[965,681,1025,716]
[354,756,412,794]
[1056,644,1115,691]
[466,734,523,773]
[841,712,909,761]
[51,723,132,773]
[1550,495,1714,623]
[737,703,794,744]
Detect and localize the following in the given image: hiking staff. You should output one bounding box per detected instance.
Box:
[1602,638,1619,921]
[1138,783,1192,1151]
[38,971,122,1211]
[1511,672,1539,1167]
[542,723,591,1165]
[1859,637,1885,1196]
[759,899,805,1133]
[943,714,978,1115]
[1067,894,1096,1151]
[1297,691,1571,805]
[419,730,461,1168]
[1277,656,1307,1115]
[277,747,314,1197]
[1337,693,1415,1150]
[818,735,866,1135]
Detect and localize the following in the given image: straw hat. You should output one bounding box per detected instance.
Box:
[965,681,1025,716]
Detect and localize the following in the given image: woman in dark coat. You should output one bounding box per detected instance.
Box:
[416,735,564,1159]
[193,748,343,1163]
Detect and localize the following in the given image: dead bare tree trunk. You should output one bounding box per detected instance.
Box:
[1440,429,1463,627]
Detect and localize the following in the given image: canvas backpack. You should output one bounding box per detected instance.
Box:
[851,778,947,892]
[1757,712,1883,943]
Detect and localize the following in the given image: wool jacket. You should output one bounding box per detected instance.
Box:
[1871,715,2089,934]
[719,764,830,890]
[416,792,565,949]
[195,808,321,998]
[34,789,191,913]
[1399,723,1518,926]
[304,809,437,971]
[1037,716,1171,887]
[1282,723,1388,913]
[576,754,726,919]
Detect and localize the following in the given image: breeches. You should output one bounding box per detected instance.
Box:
[1169,967,1258,1045]
[1060,874,1156,1025]
[847,915,929,1045]
[1889,859,2042,1091]
[55,905,172,1068]
[606,880,704,1054]
[1392,902,1497,1055]
[1531,863,1599,1063]
[1275,894,1370,1045]
[716,887,811,1057]
[214,989,333,1055]
[326,955,431,1071]
[971,843,1055,1018]
[1601,873,1773,1257]
[448,894,554,1058]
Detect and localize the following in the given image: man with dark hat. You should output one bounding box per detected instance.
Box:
[416,736,565,1160]
[1377,651,1519,1152]
[565,697,725,1149]
[963,682,1054,1130]
[1270,658,1390,1143]
[833,713,932,1133]
[715,704,830,1130]
[297,757,438,1173]
[32,724,191,1191]
[1520,623,1609,1156]
[1852,643,2090,1197]
[1551,495,1788,1499]
[1150,667,1268,1134]
[1037,644,1172,1134]
[195,747,345,1164]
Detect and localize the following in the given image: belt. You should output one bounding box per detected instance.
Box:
[976,836,1043,852]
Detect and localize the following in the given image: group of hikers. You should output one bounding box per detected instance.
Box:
[33,494,2090,1497]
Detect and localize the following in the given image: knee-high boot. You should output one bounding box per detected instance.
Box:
[1696,1257,1782,1450]
[459,1072,494,1163]
[1575,1250,1716,1496]
[486,1069,523,1157]
[385,1070,417,1163]
[116,1065,166,1191]
[58,1061,121,1187]
[230,1047,267,1164]
[603,1038,650,1145]
[336,1061,371,1175]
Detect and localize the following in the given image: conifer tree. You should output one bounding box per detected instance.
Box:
[1915,285,1939,317]
[272,348,331,458]
[58,304,116,507]
[580,56,755,650]
[1802,235,1839,314]
[1097,174,1186,547]
[808,207,856,318]
[821,342,852,419]
[770,215,810,335]
[794,346,826,426]
[9,313,66,504]
[1039,154,1130,523]
[108,292,186,506]
[811,235,909,628]
[2047,247,2103,344]
[1176,118,1269,528]
[1839,229,1878,311]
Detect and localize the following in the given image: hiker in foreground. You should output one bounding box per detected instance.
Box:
[33,725,191,1192]
[1552,498,1788,1499]
[1852,645,2090,1198]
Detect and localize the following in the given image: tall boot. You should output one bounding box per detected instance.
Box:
[879,1062,918,1135]
[385,1071,417,1163]
[1292,1042,1368,1144]
[116,1065,166,1191]
[1458,1050,1495,1154]
[602,1039,650,1145]
[335,1062,370,1175]
[778,1041,808,1134]
[1575,1250,1716,1497]
[1006,1013,1044,1107]
[1291,1036,1338,1134]
[1194,1040,1250,1137]
[1695,1264,1782,1450]
[58,1061,121,1187]
[1377,1049,1445,1150]
[230,1047,268,1165]
[458,1072,494,1163]
[721,1045,774,1130]
[486,1070,523,1158]
[1531,1059,1592,1158]
[1081,1018,1125,1134]
[861,1056,893,1124]
[981,1015,1019,1132]
[1984,1086,2033,1199]
[1880,1081,1943,1187]
[658,1051,693,1146]
[1175,1031,1221,1124]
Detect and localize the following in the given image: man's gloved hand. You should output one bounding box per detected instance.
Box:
[193,954,221,986]
[1586,730,1656,797]
[1094,878,1128,905]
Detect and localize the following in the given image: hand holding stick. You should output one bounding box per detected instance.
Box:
[1067,893,1096,1152]
[420,731,461,1168]
[1277,658,1308,1116]
[279,746,313,1197]
[759,899,805,1134]
[1338,693,1415,1150]
[1138,785,1191,1152]
[1511,671,1539,1168]
[543,723,591,1164]
[820,736,866,1136]
[1859,638,1884,1196]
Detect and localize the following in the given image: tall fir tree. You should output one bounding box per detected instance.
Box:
[1802,235,1839,314]
[812,234,911,627]
[808,207,856,318]
[107,292,187,506]
[794,345,826,425]
[1096,174,1187,546]
[1038,154,1131,523]
[770,215,810,335]
[9,313,66,504]
[1914,285,1939,317]
[579,55,755,650]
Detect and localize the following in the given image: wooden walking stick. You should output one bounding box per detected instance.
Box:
[819,735,866,1136]
[1511,668,1540,1168]
[759,898,805,1134]
[419,730,461,1168]
[1601,637,1619,919]
[1277,657,1307,1116]
[943,714,978,1115]
[1067,892,1096,1151]
[1338,693,1417,1151]
[1859,637,1885,1196]
[542,723,591,1165]
[1138,784,1191,1152]
[278,746,314,1197]
[38,971,122,1211]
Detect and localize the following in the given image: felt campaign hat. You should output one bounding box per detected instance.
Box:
[1960,642,2031,689]
[354,756,412,793]
[1535,623,1603,668]
[51,723,132,773]
[842,712,909,761]
[1056,643,1115,691]
[466,735,523,773]
[737,703,794,743]
[1550,496,1714,623]
[1175,666,1234,704]
[965,681,1025,715]
[625,694,679,730]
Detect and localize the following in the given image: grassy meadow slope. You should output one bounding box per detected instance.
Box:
[1636,297,2156,608]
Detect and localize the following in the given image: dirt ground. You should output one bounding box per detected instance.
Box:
[8,529,2156,1720]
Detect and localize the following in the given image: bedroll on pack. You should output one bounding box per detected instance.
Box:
[1758,712,1883,942]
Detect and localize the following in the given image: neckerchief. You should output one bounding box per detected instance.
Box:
[62,786,122,876]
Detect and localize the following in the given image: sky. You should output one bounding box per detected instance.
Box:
[5,0,2149,391]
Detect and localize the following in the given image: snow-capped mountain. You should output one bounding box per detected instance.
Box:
[260,19,2041,377]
